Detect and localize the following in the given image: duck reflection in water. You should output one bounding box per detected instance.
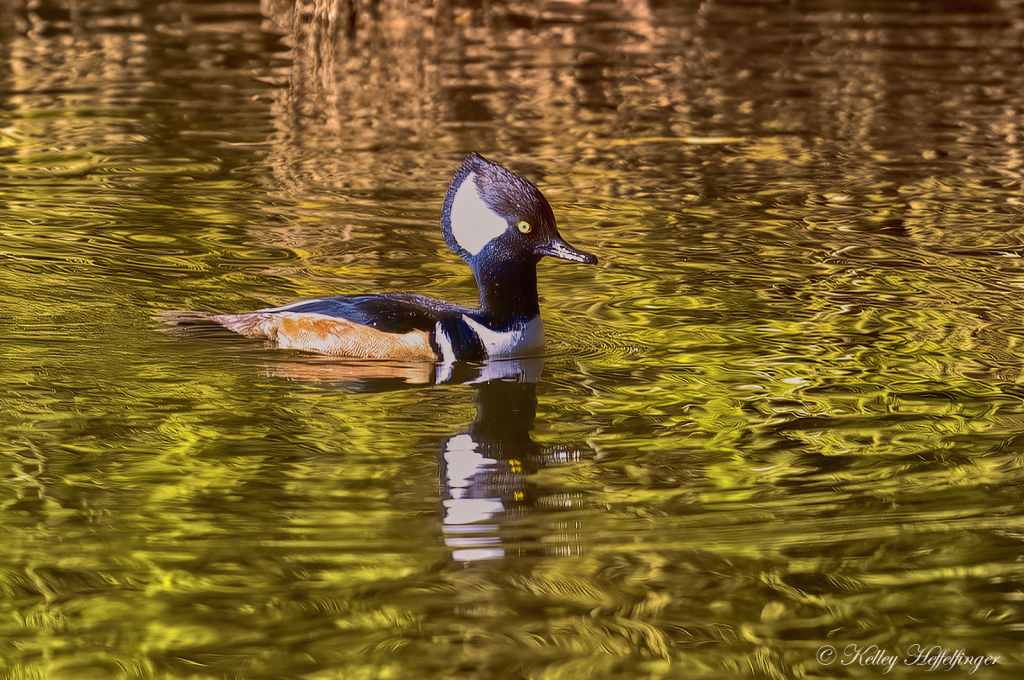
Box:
[250,354,589,564]
[440,357,549,563]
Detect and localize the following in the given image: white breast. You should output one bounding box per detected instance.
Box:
[462,315,545,358]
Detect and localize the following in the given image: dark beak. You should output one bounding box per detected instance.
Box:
[535,237,598,265]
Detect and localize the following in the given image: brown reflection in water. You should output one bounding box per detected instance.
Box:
[259,0,1024,179]
[8,0,1024,285]
[6,0,1024,193]
[0,0,287,170]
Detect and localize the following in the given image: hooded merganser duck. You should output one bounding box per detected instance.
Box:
[165,153,597,362]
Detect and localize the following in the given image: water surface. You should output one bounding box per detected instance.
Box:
[2,1,1023,678]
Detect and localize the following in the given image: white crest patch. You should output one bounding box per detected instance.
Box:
[462,314,545,358]
[450,171,509,255]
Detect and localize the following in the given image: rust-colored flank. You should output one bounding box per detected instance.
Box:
[213,312,436,360]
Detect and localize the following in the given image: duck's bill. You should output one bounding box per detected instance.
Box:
[536,238,598,265]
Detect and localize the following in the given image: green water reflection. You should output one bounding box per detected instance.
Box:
[3,0,1024,679]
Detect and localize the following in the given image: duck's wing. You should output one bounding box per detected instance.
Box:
[257,293,472,333]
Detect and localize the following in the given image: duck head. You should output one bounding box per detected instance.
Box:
[440,153,598,269]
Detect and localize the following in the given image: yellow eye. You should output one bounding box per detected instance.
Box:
[517,220,531,234]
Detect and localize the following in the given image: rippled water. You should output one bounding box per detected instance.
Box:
[3,0,1024,678]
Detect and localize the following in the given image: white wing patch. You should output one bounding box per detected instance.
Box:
[258,299,326,313]
[434,321,457,363]
[462,314,545,358]
[450,171,509,255]
[433,322,457,384]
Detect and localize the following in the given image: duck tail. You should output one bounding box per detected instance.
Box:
[205,312,279,339]
[156,310,274,339]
